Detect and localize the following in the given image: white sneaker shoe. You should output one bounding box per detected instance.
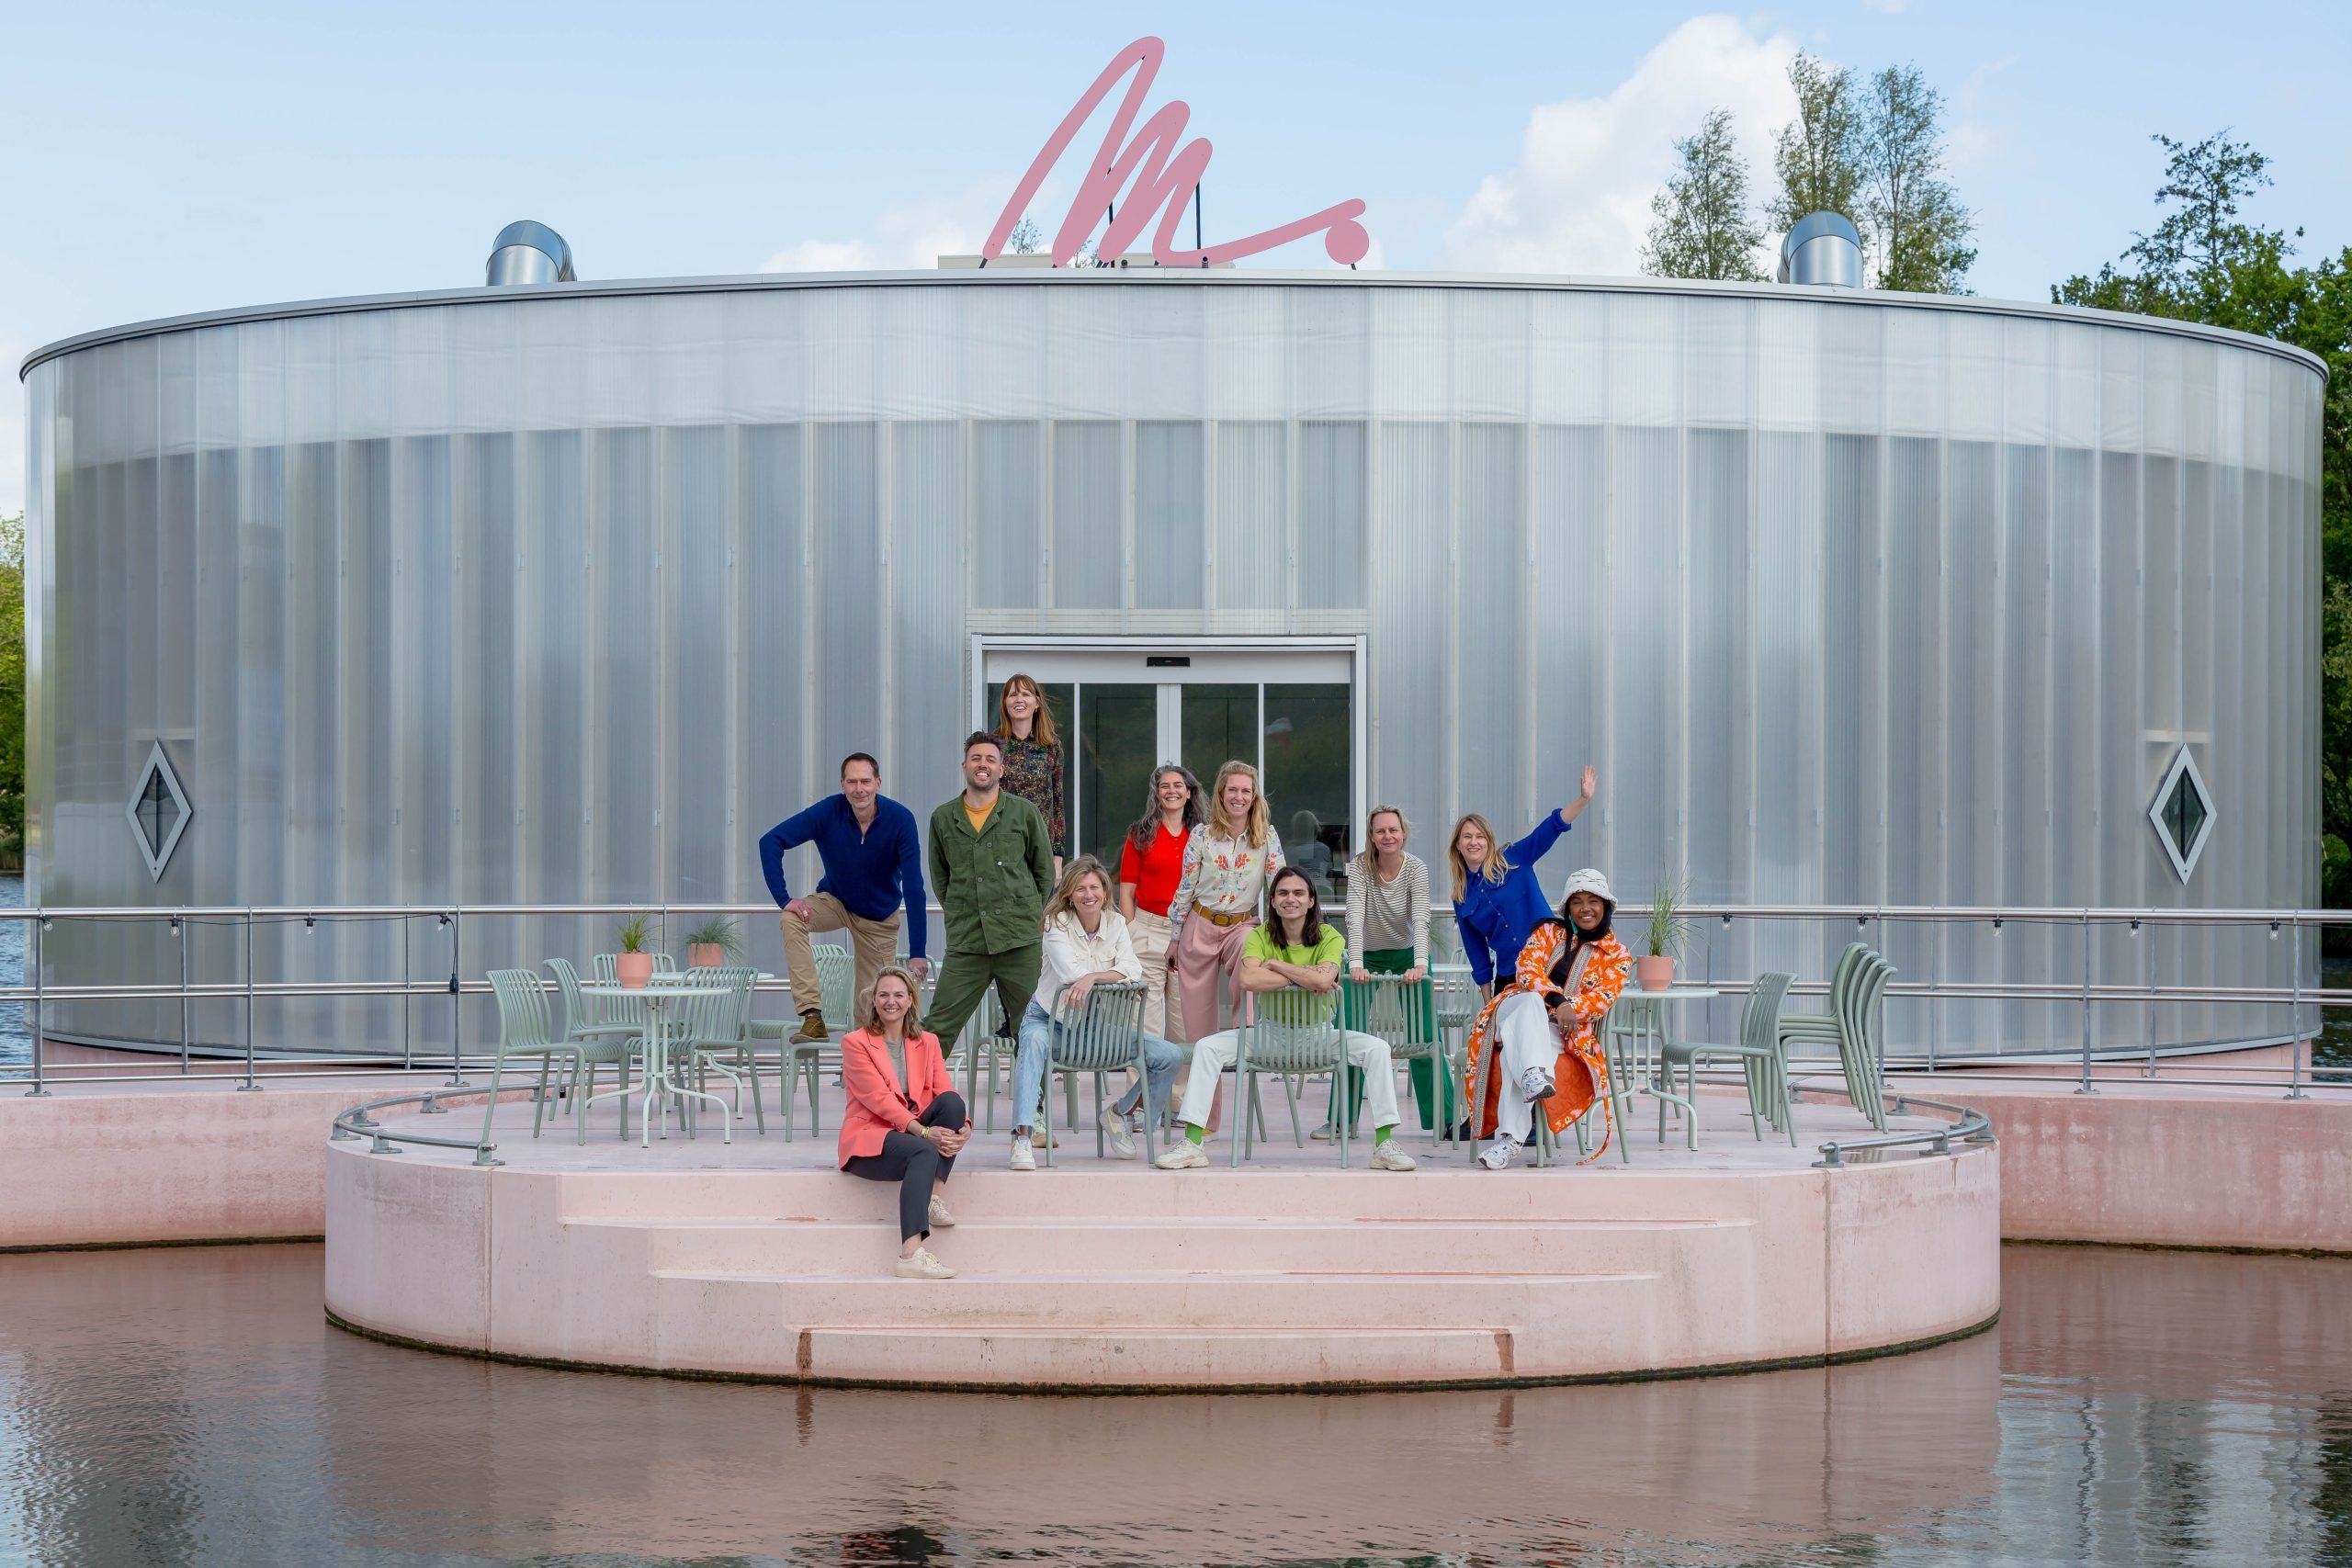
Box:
[894,1247,956,1280]
[1369,1141,1418,1172]
[1478,1135,1517,1171]
[1104,1117,1136,1160]
[1009,1134,1036,1172]
[1518,1066,1555,1102]
[1155,1140,1209,1169]
[928,1193,956,1229]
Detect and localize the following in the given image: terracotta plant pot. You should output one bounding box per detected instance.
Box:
[1636,955,1676,994]
[687,943,725,969]
[616,952,655,989]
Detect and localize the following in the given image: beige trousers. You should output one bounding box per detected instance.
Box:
[780,894,901,1021]
[1128,908,1186,1043]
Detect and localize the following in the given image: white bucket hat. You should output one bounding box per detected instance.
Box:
[1560,867,1613,905]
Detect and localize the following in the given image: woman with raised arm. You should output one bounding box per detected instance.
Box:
[839,965,971,1278]
[1317,804,1433,1140]
[1157,865,1417,1171]
[994,674,1067,879]
[1007,857,1186,1169]
[1461,869,1633,1168]
[1164,760,1284,1041]
[1119,762,1205,1042]
[1448,766,1600,1002]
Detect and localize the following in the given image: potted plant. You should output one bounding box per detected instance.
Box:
[615,914,656,989]
[684,916,742,969]
[1638,875,1690,994]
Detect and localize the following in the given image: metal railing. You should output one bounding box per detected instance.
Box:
[330,1085,504,1167]
[1,901,2346,1101]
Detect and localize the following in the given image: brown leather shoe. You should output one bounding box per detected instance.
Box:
[791,1012,830,1044]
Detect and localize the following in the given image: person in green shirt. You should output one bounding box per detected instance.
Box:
[1157,865,1417,1171]
[922,731,1057,1064]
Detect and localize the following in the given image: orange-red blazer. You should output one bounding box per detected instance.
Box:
[837,1026,967,1168]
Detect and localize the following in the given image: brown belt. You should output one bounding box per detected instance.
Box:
[1195,907,1251,929]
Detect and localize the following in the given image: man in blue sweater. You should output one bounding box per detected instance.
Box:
[760,753,931,1043]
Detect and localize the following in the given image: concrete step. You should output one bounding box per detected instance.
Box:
[792,1324,1519,1386]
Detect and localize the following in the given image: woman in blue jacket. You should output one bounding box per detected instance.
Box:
[1447,767,1599,998]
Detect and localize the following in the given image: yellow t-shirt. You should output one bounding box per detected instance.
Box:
[963,796,994,835]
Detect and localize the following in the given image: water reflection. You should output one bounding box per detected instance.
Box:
[0,1243,2344,1565]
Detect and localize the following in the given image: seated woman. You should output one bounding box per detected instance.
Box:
[1157,866,1418,1171]
[839,965,970,1278]
[1462,868,1633,1168]
[1009,856,1186,1168]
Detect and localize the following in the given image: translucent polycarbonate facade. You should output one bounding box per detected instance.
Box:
[21,272,2325,1059]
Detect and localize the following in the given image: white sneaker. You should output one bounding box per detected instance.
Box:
[894,1247,956,1280]
[1155,1140,1209,1169]
[1369,1141,1418,1172]
[1104,1117,1136,1160]
[928,1193,956,1229]
[1518,1066,1555,1102]
[1308,1121,1337,1142]
[1009,1134,1036,1172]
[1478,1135,1517,1171]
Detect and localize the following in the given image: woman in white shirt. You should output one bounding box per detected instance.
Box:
[1008,856,1185,1170]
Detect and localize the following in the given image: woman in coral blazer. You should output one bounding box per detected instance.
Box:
[839,965,971,1279]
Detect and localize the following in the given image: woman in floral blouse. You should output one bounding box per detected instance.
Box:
[1166,760,1284,1043]
[994,673,1066,877]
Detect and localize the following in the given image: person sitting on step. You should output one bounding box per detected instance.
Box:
[1157,865,1418,1172]
[840,965,970,1279]
[1462,868,1632,1169]
[1008,856,1186,1169]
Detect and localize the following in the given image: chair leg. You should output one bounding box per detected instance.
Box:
[1042,1067,1057,1169]
[531,1055,552,1137]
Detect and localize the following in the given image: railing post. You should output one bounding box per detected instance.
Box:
[446,909,465,1088]
[2075,909,2097,1095]
[401,919,413,1070]
[2286,915,2305,1101]
[237,908,262,1091]
[177,914,190,1075]
[24,912,48,1097]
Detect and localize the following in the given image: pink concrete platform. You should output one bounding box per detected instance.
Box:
[323,1084,2000,1391]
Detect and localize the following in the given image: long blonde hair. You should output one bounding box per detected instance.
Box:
[1207,760,1272,850]
[1041,855,1114,929]
[994,673,1060,750]
[861,964,925,1037]
[1447,813,1514,902]
[1352,804,1411,879]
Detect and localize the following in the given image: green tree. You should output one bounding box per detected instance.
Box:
[1642,107,1767,282]
[1769,51,1864,232]
[0,512,21,859]
[1860,63,1975,293]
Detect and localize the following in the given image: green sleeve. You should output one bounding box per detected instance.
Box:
[927,807,951,904]
[1027,802,1055,899]
[1312,928,1344,967]
[1242,926,1275,964]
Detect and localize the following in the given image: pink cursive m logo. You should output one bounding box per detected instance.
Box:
[981,37,1370,269]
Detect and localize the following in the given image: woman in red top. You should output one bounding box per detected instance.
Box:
[1118,762,1204,1042]
[839,965,971,1279]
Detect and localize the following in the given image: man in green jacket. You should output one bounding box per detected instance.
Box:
[922,730,1056,1063]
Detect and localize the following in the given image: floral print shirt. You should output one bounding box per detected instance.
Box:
[998,733,1065,855]
[1166,827,1285,940]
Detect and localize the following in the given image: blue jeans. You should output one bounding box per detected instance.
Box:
[1012,999,1185,1134]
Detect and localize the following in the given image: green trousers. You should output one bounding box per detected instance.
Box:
[921,942,1042,1057]
[1329,948,1454,1130]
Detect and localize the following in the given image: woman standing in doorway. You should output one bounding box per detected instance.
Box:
[1166,761,1284,1042]
[1449,766,1600,1002]
[1119,762,1205,1042]
[995,673,1067,878]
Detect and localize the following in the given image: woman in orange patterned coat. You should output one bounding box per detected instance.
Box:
[1462,868,1632,1168]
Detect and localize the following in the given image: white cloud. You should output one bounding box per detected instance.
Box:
[0,327,28,518]
[1444,15,1800,276]
[762,176,1063,272]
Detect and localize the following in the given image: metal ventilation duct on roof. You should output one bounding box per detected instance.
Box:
[1778,212,1862,288]
[484,220,576,286]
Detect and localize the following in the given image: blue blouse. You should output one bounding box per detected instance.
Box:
[1452,811,1573,988]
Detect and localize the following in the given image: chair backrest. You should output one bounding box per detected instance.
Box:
[813,946,855,1029]
[1048,982,1146,1071]
[546,956,594,1034]
[593,952,679,981]
[688,966,761,1043]
[1822,942,1869,1008]
[1741,972,1796,1050]
[1241,987,1347,1072]
[1347,974,1440,1055]
[489,968,556,1052]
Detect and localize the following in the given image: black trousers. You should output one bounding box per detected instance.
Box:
[843,1091,967,1242]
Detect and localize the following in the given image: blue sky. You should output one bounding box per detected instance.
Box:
[6,1,2347,513]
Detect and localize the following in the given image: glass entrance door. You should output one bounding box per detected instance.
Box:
[980,643,1360,899]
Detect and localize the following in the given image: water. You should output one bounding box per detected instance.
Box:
[0,1244,2343,1566]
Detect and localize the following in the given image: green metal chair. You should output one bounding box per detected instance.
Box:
[1659,972,1798,1145]
[1776,942,1870,1066]
[1836,954,1896,1132]
[546,956,642,1142]
[1598,993,1708,1155]
[1234,987,1352,1168]
[483,969,581,1148]
[679,965,764,1134]
[1037,982,1150,1166]
[1342,973,1451,1147]
[751,944,852,1141]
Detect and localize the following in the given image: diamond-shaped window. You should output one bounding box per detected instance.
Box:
[125,742,191,883]
[2148,745,2214,884]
